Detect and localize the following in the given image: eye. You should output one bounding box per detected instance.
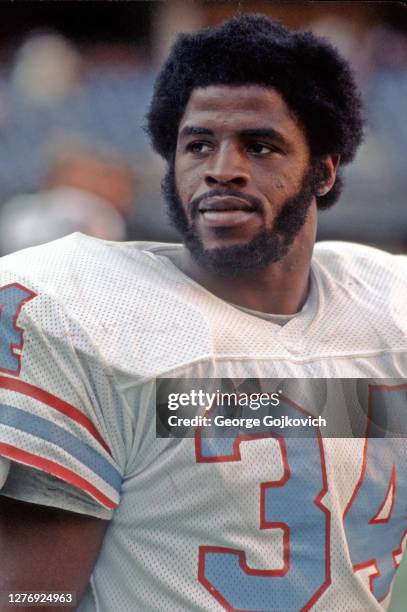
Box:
[185,141,214,154]
[247,142,277,156]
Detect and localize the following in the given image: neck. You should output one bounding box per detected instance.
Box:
[168,228,315,315]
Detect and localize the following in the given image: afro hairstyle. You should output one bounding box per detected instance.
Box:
[146,14,364,209]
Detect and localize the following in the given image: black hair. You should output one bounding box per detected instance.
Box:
[146,14,364,209]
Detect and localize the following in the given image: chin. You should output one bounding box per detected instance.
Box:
[184,229,288,277]
[199,237,253,252]
[194,222,260,250]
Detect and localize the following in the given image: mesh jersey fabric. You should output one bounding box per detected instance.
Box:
[0,232,406,612]
[229,302,299,325]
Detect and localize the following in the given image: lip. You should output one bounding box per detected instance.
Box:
[198,195,255,213]
[199,209,257,227]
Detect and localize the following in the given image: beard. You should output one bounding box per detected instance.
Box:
[162,163,318,278]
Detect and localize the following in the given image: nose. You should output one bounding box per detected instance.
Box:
[204,145,250,188]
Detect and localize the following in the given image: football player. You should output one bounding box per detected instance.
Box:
[0,14,406,612]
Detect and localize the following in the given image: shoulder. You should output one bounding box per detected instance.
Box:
[0,233,171,292]
[314,240,405,269]
[0,234,174,359]
[0,234,212,377]
[0,233,179,319]
[313,241,406,290]
[312,242,406,347]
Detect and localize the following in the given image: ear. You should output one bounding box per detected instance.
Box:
[316,154,340,196]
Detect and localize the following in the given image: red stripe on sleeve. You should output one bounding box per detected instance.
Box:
[0,442,117,510]
[0,376,112,456]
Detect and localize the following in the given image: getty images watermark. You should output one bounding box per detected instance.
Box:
[156,377,407,438]
[166,388,326,430]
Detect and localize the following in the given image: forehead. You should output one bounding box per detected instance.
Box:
[179,84,305,140]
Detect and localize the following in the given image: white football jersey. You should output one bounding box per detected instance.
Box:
[0,233,406,612]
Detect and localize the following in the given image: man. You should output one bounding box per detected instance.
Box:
[0,14,406,612]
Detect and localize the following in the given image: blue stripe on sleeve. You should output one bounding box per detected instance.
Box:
[0,404,122,492]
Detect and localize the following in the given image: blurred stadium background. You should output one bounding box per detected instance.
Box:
[0,1,405,608]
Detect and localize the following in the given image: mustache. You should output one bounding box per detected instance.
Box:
[188,188,263,220]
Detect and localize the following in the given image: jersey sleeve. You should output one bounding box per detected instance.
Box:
[0,276,129,519]
[2,462,112,519]
[0,456,10,488]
